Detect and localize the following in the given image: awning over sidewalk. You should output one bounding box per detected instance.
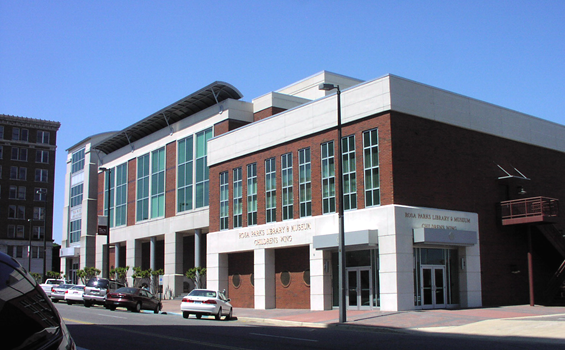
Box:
[60,246,80,258]
[413,228,477,246]
[313,229,378,250]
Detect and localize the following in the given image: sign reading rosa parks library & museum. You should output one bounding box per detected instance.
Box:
[237,222,312,247]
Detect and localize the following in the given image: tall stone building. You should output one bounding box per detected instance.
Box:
[0,114,60,280]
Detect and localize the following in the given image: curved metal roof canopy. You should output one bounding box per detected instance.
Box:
[94,81,243,155]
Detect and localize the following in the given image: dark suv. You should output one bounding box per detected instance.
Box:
[83,277,124,307]
[0,251,75,349]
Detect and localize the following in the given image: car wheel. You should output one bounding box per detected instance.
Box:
[84,301,92,308]
[153,304,161,314]
[132,302,141,313]
[196,314,202,319]
[52,299,58,303]
[225,307,232,321]
[67,300,73,305]
[183,311,189,319]
[215,307,222,320]
[110,306,116,311]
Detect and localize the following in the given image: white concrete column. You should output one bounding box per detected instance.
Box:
[194,229,202,268]
[114,242,120,269]
[378,208,414,311]
[163,231,184,299]
[150,236,156,271]
[60,258,68,281]
[95,236,105,277]
[254,248,275,309]
[206,252,228,293]
[125,239,141,286]
[310,245,332,310]
[460,243,482,308]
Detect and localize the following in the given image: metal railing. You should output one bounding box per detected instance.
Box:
[500,196,559,223]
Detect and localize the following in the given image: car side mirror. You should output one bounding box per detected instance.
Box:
[227,298,231,302]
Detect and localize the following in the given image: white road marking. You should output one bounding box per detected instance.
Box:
[249,332,318,342]
[96,313,127,319]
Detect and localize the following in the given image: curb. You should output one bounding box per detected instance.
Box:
[156,309,327,328]
[158,310,407,333]
[237,316,328,328]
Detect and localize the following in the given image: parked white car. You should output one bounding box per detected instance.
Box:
[39,279,66,297]
[180,289,233,320]
[65,285,86,305]
[50,284,75,303]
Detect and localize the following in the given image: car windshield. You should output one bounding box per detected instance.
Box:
[71,286,85,290]
[188,290,216,298]
[86,278,108,288]
[58,284,74,289]
[114,287,137,294]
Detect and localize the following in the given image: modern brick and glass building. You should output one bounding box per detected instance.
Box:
[61,72,565,311]
[60,131,116,283]
[0,114,61,280]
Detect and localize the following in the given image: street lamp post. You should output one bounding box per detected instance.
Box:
[319,83,346,323]
[28,218,33,272]
[99,167,111,279]
[37,188,48,280]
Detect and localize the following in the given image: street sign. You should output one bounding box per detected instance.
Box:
[98,216,108,235]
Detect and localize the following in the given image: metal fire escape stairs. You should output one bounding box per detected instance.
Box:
[534,225,565,303]
[498,164,565,304]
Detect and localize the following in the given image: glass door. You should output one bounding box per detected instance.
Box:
[421,265,446,309]
[346,267,372,310]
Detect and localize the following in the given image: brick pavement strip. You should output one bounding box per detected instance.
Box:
[160,299,565,341]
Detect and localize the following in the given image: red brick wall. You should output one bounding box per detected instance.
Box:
[214,119,251,136]
[226,248,311,309]
[209,127,337,232]
[165,141,177,218]
[339,113,394,207]
[127,158,136,226]
[254,107,287,122]
[209,113,393,232]
[228,252,254,308]
[275,246,310,309]
[388,112,565,306]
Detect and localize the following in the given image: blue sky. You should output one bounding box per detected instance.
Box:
[1,1,564,244]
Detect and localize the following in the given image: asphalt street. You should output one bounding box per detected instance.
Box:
[56,303,565,350]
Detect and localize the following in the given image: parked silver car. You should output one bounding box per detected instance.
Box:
[40,278,66,297]
[83,277,124,307]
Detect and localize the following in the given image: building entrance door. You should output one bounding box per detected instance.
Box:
[346,267,372,310]
[421,265,447,309]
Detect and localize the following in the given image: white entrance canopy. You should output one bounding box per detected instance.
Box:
[313,229,378,250]
[413,228,477,246]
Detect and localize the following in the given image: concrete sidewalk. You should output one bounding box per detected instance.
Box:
[159,299,565,342]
